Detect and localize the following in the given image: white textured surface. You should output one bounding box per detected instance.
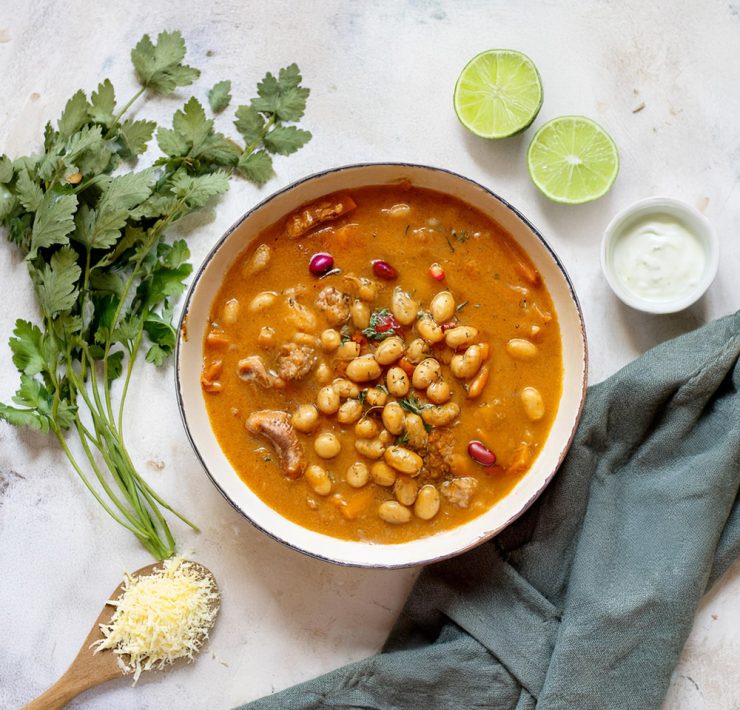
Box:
[0,1,738,708]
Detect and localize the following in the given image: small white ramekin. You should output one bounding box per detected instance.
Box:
[601,197,719,314]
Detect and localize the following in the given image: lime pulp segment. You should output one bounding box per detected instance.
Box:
[527,116,619,204]
[454,50,543,139]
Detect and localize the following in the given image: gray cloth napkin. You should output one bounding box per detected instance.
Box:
[240,311,740,710]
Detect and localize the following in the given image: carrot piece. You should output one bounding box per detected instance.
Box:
[337,487,375,520]
[478,342,490,362]
[467,365,489,399]
[206,331,231,348]
[513,256,541,287]
[201,359,224,393]
[398,357,415,376]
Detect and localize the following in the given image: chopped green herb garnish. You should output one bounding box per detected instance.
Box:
[399,393,433,416]
[362,308,401,341]
[395,431,410,445]
[444,234,455,253]
[456,300,469,312]
[0,30,312,560]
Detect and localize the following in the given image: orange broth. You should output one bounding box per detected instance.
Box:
[201,185,562,543]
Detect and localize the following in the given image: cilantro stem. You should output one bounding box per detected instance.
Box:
[111,86,146,127]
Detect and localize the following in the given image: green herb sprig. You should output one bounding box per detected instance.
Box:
[0,31,312,559]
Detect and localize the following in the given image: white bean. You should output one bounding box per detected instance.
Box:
[416,314,445,344]
[346,461,370,488]
[427,378,451,404]
[292,404,319,433]
[351,299,371,329]
[314,432,341,459]
[506,338,539,360]
[382,402,405,435]
[355,437,386,460]
[386,366,410,398]
[258,326,276,348]
[336,341,361,361]
[370,461,397,486]
[414,485,440,520]
[346,355,382,383]
[374,336,405,365]
[365,387,388,407]
[421,402,460,428]
[404,412,428,449]
[378,501,411,524]
[248,291,278,313]
[412,358,441,389]
[445,325,478,348]
[384,446,423,476]
[320,329,341,352]
[450,345,483,379]
[305,464,332,496]
[394,476,418,506]
[337,399,363,424]
[391,287,418,325]
[354,417,379,439]
[521,386,545,421]
[222,298,240,325]
[430,291,456,324]
[244,243,271,276]
[332,378,360,399]
[316,386,340,414]
[315,362,332,384]
[406,338,431,364]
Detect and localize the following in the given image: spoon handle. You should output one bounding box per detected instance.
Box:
[23,663,102,710]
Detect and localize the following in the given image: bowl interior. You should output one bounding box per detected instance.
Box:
[176,164,587,568]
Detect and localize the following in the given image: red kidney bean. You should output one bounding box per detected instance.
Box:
[467,440,496,467]
[309,252,334,275]
[371,259,398,280]
[428,263,445,281]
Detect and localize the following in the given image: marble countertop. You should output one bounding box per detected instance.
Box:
[1,1,738,708]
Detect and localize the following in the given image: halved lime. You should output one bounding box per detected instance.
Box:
[454,50,543,139]
[527,116,619,204]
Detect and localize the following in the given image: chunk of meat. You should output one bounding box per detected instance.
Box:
[246,411,306,479]
[315,286,350,326]
[237,355,273,388]
[285,194,357,238]
[424,429,455,479]
[440,477,478,508]
[200,359,223,393]
[277,343,316,381]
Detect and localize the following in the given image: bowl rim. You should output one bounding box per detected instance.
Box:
[175,161,588,568]
[600,196,720,314]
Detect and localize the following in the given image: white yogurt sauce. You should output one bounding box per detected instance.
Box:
[611,215,706,302]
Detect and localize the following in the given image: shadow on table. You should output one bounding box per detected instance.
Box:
[611,292,709,354]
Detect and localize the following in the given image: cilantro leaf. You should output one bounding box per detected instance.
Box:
[208,80,232,113]
[28,192,78,259]
[233,105,264,144]
[9,319,46,375]
[0,155,13,183]
[131,30,200,95]
[157,127,190,157]
[252,64,309,121]
[0,402,50,431]
[34,245,82,316]
[172,97,212,152]
[106,349,124,382]
[237,150,273,185]
[15,170,43,212]
[195,133,241,167]
[170,170,229,208]
[399,394,433,416]
[89,79,116,126]
[118,118,156,158]
[57,90,90,139]
[264,126,312,156]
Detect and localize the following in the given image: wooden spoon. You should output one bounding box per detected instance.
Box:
[24,561,218,710]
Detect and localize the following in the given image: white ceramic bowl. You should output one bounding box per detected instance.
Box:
[601,197,719,314]
[176,163,588,568]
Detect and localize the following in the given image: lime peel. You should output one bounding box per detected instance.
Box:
[454,49,543,139]
[527,115,620,204]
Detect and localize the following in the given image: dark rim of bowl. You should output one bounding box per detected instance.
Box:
[174,162,589,569]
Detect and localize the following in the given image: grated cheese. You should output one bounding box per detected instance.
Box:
[92,556,220,682]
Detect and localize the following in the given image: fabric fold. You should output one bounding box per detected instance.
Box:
[240,312,739,710]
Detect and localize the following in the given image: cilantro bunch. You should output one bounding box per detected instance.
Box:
[0,31,312,559]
